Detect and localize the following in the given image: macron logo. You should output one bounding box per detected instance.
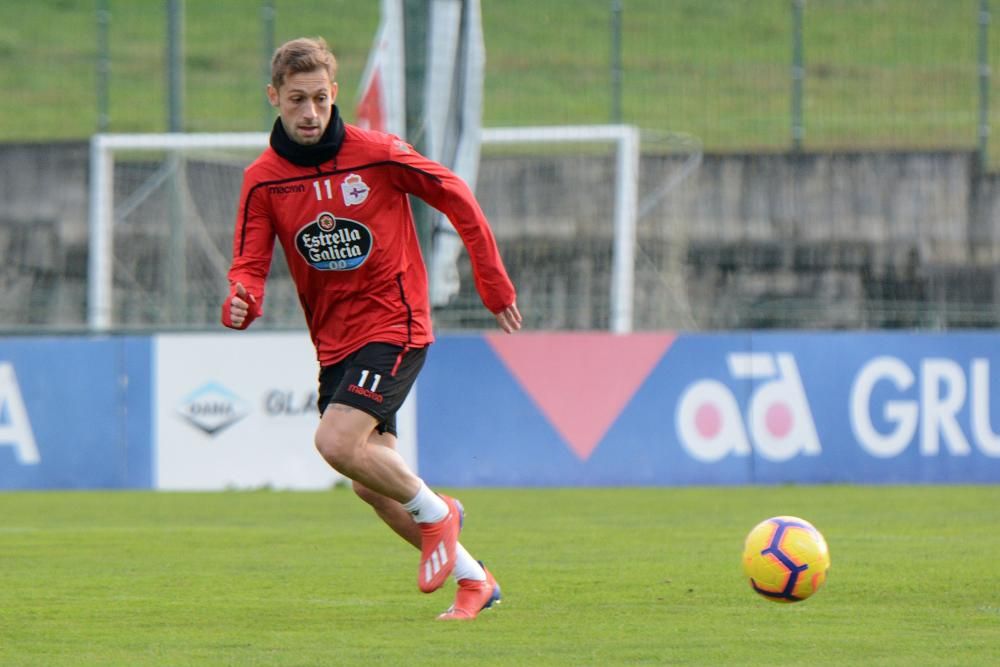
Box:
[347,384,384,404]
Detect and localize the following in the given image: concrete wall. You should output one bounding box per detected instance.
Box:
[1,142,995,330]
[477,150,981,255]
[0,142,91,328]
[477,149,996,329]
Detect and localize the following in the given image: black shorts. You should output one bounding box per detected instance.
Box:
[316,343,427,436]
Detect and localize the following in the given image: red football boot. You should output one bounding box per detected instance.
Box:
[418,495,463,593]
[437,563,502,620]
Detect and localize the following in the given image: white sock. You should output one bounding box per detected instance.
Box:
[401,481,448,524]
[452,543,486,582]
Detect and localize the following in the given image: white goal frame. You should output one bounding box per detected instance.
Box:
[87,132,269,332]
[88,125,640,332]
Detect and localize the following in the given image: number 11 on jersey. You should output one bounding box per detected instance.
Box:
[313,179,334,200]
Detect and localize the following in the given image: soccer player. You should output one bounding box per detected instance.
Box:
[221,37,520,620]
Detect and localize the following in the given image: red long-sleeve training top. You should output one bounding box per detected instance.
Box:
[224,120,516,366]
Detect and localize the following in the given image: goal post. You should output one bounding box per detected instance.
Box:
[88,132,269,331]
[480,125,640,333]
[86,125,643,333]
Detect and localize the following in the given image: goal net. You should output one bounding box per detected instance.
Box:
[88,132,313,332]
[435,126,703,332]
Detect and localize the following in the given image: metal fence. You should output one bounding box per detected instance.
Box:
[2,0,999,162]
[3,1,1000,333]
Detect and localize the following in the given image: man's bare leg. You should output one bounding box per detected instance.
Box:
[350,430,421,547]
[315,404,421,502]
[352,431,488,585]
[352,481,421,548]
[315,402,467,592]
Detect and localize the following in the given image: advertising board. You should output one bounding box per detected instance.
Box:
[417,332,1000,486]
[0,336,150,489]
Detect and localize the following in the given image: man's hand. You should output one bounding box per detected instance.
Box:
[226,282,256,329]
[494,301,522,334]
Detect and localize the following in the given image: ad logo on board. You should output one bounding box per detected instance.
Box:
[177,382,250,436]
[676,353,821,463]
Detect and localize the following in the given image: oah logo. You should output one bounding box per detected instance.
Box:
[0,362,40,465]
[676,353,821,463]
[295,214,372,271]
[177,382,250,436]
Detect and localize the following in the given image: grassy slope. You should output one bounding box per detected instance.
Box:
[0,0,997,153]
[1,486,998,665]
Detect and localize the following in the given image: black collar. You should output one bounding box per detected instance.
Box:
[269,105,345,167]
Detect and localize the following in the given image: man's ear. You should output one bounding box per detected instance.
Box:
[266,84,279,107]
[330,81,339,103]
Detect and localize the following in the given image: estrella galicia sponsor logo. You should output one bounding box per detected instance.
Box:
[177,382,250,436]
[295,213,372,271]
[268,183,306,196]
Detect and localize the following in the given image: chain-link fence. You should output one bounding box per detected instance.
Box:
[3,1,1000,333]
[2,1,999,159]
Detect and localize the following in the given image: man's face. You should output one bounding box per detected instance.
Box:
[267,68,338,146]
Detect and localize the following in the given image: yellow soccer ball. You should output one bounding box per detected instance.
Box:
[742,515,830,603]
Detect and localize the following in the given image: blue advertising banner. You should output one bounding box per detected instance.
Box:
[4,331,1000,489]
[0,336,152,489]
[417,332,1000,486]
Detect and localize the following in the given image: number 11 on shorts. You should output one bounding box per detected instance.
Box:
[358,370,382,392]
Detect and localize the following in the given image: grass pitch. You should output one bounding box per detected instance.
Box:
[1,485,998,665]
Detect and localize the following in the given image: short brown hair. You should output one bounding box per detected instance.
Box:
[270,37,338,89]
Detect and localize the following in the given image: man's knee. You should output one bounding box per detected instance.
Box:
[315,405,378,472]
[315,423,362,472]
